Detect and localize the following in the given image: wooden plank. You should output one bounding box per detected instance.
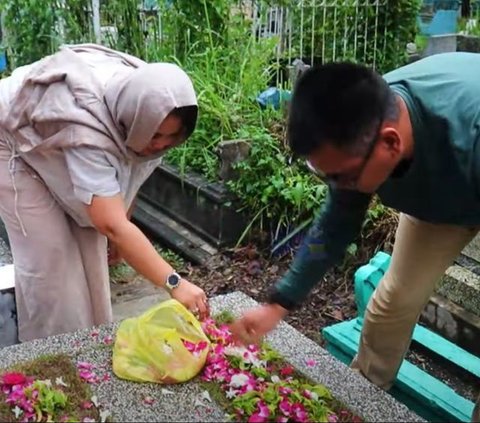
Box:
[322,320,474,423]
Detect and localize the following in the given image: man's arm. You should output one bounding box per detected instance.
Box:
[269,187,372,309]
[230,186,372,345]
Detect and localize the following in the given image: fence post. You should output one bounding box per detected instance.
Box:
[92,0,101,44]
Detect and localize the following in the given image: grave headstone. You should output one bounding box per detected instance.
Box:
[216,139,251,182]
[424,34,480,57]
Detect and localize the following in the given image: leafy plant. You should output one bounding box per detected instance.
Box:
[0,0,408,246]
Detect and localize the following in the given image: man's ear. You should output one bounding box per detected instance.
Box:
[377,127,403,158]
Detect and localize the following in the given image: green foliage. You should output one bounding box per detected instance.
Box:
[0,0,58,67]
[288,0,421,73]
[0,0,410,242]
[214,310,236,325]
[28,380,68,420]
[0,0,96,68]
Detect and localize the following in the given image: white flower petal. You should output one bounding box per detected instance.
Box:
[225,388,238,399]
[12,406,23,419]
[230,373,249,388]
[55,376,69,387]
[271,375,280,383]
[100,410,111,423]
[161,388,175,396]
[39,379,52,388]
[199,390,212,403]
[91,395,99,407]
[194,398,208,408]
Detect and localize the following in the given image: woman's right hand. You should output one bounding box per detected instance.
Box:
[170,279,210,320]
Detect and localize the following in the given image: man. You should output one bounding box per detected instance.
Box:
[230,52,480,421]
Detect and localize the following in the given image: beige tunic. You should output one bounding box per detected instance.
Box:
[0,53,160,341]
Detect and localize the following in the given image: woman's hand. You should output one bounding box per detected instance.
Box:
[171,279,209,320]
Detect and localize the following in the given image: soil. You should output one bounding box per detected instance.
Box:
[177,215,480,405]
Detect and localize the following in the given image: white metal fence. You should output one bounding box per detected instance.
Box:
[51,0,391,67]
[1,0,395,73]
[249,0,388,68]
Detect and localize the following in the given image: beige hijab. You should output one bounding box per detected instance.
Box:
[0,43,198,161]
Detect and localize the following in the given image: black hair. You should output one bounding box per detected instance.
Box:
[171,105,198,139]
[287,62,398,156]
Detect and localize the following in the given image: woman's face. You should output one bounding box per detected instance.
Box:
[138,113,184,156]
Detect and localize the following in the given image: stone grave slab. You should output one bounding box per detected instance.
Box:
[0,291,423,422]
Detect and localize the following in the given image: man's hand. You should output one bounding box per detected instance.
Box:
[171,279,210,321]
[230,303,288,346]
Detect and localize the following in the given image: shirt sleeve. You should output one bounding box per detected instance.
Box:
[268,187,372,310]
[64,147,121,205]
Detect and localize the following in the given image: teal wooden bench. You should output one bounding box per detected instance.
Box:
[322,251,478,422]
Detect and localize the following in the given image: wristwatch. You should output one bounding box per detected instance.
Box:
[165,271,182,291]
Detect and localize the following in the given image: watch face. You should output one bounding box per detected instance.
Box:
[167,273,180,287]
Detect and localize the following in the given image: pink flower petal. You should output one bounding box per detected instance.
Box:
[143,396,155,405]
[81,401,93,410]
[248,413,268,423]
[77,362,94,371]
[305,358,317,367]
[280,366,294,376]
[103,335,113,345]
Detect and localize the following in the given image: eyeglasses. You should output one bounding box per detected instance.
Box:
[292,119,383,189]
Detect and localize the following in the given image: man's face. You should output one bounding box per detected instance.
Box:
[306,128,404,193]
[138,113,184,156]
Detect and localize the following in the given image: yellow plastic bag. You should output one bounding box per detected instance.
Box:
[112,299,210,384]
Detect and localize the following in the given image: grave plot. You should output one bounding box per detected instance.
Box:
[0,292,422,423]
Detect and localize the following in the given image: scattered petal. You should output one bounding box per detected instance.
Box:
[1,372,27,386]
[271,375,280,383]
[77,362,94,371]
[161,388,175,396]
[100,409,111,423]
[38,379,52,388]
[103,335,113,345]
[143,396,155,405]
[279,366,294,376]
[55,377,68,387]
[82,418,96,423]
[12,405,23,418]
[91,395,99,407]
[305,359,317,367]
[199,390,212,403]
[81,401,93,410]
[194,398,209,408]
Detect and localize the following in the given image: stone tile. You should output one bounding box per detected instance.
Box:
[462,233,480,264]
[0,236,12,267]
[436,265,480,315]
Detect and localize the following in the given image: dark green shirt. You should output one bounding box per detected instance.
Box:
[272,52,480,309]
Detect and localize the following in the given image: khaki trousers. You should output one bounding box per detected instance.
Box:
[350,213,480,422]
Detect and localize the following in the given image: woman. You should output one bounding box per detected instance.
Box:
[0,44,208,342]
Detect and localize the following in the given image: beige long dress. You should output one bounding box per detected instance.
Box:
[0,46,195,342]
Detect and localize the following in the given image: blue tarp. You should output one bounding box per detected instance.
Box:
[256,87,291,110]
